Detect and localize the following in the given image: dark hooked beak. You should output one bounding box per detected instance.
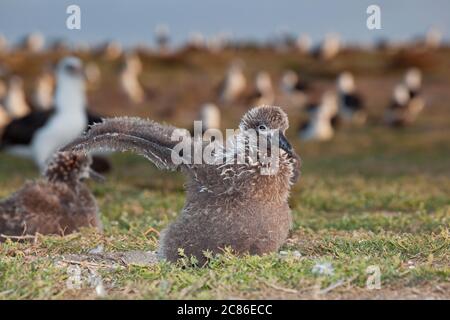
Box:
[88,168,105,183]
[279,133,293,156]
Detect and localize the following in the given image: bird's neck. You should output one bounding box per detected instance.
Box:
[54,76,86,114]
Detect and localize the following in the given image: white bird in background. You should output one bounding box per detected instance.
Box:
[219,60,247,104]
[4,76,31,118]
[85,61,102,87]
[200,103,221,131]
[404,68,426,115]
[316,33,341,60]
[0,57,91,170]
[187,32,206,50]
[248,71,275,106]
[279,70,310,108]
[207,32,230,53]
[32,71,54,111]
[299,91,339,141]
[385,84,412,126]
[22,32,45,52]
[383,68,426,126]
[424,27,442,49]
[336,72,366,125]
[296,34,312,54]
[120,52,145,104]
[404,68,422,99]
[102,41,123,60]
[200,103,221,141]
[385,79,425,127]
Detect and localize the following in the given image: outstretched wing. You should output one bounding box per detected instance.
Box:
[61,117,191,171]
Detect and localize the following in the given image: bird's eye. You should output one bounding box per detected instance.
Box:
[258,124,267,131]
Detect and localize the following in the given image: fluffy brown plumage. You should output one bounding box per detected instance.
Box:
[0,152,101,240]
[62,106,300,264]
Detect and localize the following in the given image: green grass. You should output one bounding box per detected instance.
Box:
[1,130,448,299]
[0,49,449,299]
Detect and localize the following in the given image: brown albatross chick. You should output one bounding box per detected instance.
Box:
[0,152,102,240]
[62,106,300,264]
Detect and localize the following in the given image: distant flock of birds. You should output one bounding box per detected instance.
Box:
[212,62,424,136]
[0,54,427,174]
[0,25,443,55]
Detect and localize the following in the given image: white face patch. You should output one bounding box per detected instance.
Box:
[281,71,298,92]
[256,72,273,93]
[405,69,422,90]
[394,84,410,104]
[338,72,355,93]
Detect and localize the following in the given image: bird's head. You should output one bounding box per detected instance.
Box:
[57,56,84,80]
[239,105,293,157]
[394,84,410,105]
[256,71,273,93]
[337,71,355,93]
[44,151,103,184]
[405,68,422,91]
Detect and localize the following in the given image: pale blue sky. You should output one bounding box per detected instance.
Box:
[0,0,448,47]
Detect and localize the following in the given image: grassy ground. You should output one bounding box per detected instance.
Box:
[0,48,449,299]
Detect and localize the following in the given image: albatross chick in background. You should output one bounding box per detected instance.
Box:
[0,152,102,240]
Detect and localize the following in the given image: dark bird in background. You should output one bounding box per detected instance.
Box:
[62,106,300,265]
[385,82,425,127]
[336,72,367,125]
[404,68,422,99]
[279,70,310,109]
[0,152,103,241]
[385,68,425,127]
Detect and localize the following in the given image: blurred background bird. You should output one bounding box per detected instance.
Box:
[3,76,31,118]
[218,60,247,105]
[336,72,366,125]
[0,57,106,171]
[119,52,145,104]
[246,71,275,106]
[299,91,339,141]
